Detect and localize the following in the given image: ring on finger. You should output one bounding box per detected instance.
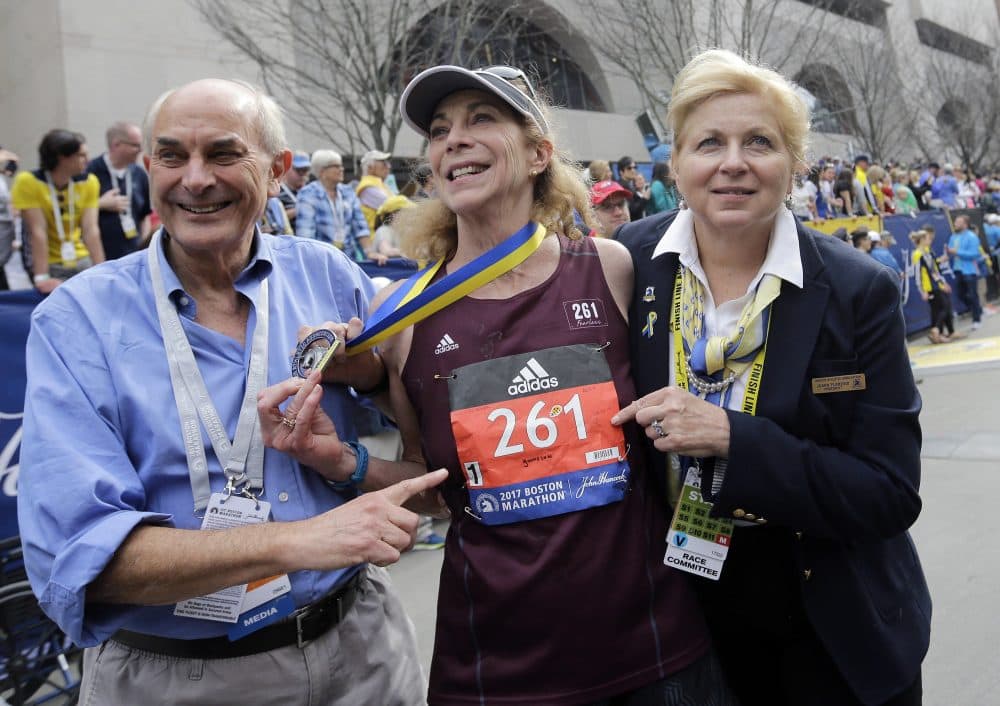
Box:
[281,415,297,430]
[651,419,667,438]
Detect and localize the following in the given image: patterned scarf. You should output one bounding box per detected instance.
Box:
[679,264,781,404]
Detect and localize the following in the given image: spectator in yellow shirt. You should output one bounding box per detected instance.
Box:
[11,129,104,293]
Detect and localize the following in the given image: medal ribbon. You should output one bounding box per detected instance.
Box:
[346,221,546,355]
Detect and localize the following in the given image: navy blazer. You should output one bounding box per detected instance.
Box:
[619,211,931,705]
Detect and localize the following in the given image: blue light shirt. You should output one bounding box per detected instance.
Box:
[870,247,903,276]
[948,229,984,276]
[984,223,1000,253]
[295,180,370,261]
[18,229,377,646]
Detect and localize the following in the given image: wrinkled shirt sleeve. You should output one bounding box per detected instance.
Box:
[18,297,170,646]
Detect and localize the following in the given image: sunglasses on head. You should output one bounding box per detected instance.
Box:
[481,65,538,101]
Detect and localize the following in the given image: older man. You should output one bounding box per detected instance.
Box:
[18,78,443,705]
[355,149,393,232]
[86,121,152,259]
[295,149,386,263]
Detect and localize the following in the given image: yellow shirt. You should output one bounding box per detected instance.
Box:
[11,170,99,264]
[355,174,391,233]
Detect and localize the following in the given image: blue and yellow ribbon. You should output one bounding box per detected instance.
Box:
[347,222,547,355]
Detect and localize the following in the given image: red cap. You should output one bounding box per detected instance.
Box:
[590,180,632,206]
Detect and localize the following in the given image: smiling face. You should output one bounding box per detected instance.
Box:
[146,80,283,257]
[427,88,545,220]
[672,92,794,244]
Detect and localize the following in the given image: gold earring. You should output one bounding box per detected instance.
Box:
[529,170,537,177]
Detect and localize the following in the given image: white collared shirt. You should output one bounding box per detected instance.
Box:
[652,207,804,411]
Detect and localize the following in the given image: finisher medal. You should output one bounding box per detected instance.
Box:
[291,329,341,378]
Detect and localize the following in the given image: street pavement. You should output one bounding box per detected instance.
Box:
[390,305,1000,706]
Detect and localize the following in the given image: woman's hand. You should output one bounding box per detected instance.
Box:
[258,371,354,482]
[612,386,731,458]
[297,319,385,391]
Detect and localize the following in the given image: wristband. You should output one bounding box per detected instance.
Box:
[33,273,51,284]
[328,441,369,491]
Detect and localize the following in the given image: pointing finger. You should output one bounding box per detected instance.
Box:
[382,469,449,506]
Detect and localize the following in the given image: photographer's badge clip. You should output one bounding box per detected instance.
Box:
[291,329,341,378]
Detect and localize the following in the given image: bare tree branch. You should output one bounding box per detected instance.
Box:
[189,0,532,157]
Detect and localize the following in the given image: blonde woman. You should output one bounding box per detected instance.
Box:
[615,49,928,706]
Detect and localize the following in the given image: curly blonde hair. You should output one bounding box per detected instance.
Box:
[395,92,596,262]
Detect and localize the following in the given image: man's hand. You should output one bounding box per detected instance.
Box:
[34,277,64,294]
[259,371,353,481]
[300,469,449,569]
[98,188,130,213]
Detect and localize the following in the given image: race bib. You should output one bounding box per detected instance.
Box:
[449,344,629,526]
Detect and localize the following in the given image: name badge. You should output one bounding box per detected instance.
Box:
[664,466,732,581]
[811,373,866,394]
[120,211,138,239]
[60,240,77,267]
[449,344,629,526]
[174,494,272,623]
[228,574,294,640]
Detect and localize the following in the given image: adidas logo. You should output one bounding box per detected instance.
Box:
[435,334,459,355]
[507,358,559,396]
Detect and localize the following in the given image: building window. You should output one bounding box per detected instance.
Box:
[794,64,855,134]
[395,6,606,112]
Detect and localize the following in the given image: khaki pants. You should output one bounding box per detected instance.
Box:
[79,566,426,706]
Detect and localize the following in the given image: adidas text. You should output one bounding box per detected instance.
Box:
[508,377,559,396]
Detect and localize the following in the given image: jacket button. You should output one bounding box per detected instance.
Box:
[732,509,746,519]
[803,569,812,581]
[744,513,756,521]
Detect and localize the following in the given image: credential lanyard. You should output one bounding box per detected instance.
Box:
[102,155,133,214]
[346,221,546,355]
[45,172,74,245]
[147,230,270,513]
[670,264,769,498]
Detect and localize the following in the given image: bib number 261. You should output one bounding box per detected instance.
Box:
[487,393,586,457]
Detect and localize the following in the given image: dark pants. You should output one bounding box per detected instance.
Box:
[696,528,922,706]
[707,611,921,706]
[928,291,954,335]
[953,271,982,323]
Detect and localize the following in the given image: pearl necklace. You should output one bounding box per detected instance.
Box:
[685,357,737,395]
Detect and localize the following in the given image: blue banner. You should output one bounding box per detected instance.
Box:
[881,210,967,333]
[0,289,44,540]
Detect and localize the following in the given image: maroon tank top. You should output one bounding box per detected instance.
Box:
[403,234,709,704]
